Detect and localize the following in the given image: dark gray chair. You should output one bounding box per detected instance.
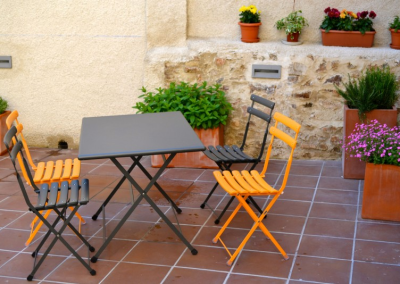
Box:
[4,126,96,281]
[201,95,275,224]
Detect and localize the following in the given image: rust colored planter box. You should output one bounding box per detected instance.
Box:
[151,125,224,169]
[0,110,11,155]
[362,163,400,222]
[321,29,376,47]
[389,28,400,49]
[342,105,398,179]
[239,22,261,43]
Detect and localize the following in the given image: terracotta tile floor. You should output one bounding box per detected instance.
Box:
[0,149,400,283]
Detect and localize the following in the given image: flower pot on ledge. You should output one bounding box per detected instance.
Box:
[321,29,376,47]
[389,28,400,49]
[151,125,224,169]
[362,163,400,222]
[239,22,261,43]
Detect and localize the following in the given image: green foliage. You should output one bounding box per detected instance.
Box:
[133,82,233,129]
[335,66,399,120]
[0,97,8,114]
[389,16,400,32]
[275,10,309,39]
[239,5,261,23]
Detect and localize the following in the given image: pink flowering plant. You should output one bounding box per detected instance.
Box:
[321,7,377,34]
[344,120,400,166]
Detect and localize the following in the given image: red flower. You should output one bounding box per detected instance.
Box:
[369,11,376,19]
[360,11,368,19]
[324,7,331,14]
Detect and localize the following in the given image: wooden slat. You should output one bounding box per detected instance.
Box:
[61,159,73,181]
[33,162,46,183]
[231,171,258,193]
[41,161,55,182]
[241,171,270,193]
[71,158,80,179]
[51,160,63,181]
[213,171,237,195]
[250,170,278,194]
[222,171,248,194]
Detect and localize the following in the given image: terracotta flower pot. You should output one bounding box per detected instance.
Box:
[389,28,400,49]
[320,29,376,47]
[238,22,262,43]
[151,125,224,169]
[342,105,398,179]
[287,32,300,42]
[0,110,11,155]
[362,163,400,222]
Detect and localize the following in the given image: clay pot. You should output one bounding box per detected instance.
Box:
[362,163,400,222]
[151,125,224,169]
[342,105,398,179]
[320,29,376,47]
[389,28,400,49]
[0,110,11,155]
[287,32,300,42]
[238,22,262,43]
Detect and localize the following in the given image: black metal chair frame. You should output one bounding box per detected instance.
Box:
[4,126,96,281]
[201,94,275,224]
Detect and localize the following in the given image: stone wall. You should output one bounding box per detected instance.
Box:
[145,41,400,160]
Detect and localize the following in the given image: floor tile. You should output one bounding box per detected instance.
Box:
[290,255,351,283]
[354,240,400,264]
[298,235,353,259]
[232,250,293,278]
[177,246,231,271]
[0,229,42,251]
[304,218,355,238]
[143,223,200,244]
[94,219,153,240]
[309,203,357,221]
[318,176,360,191]
[0,210,26,227]
[288,165,322,176]
[352,261,400,284]
[0,182,20,196]
[321,165,343,177]
[45,258,116,284]
[77,238,137,261]
[277,175,319,188]
[164,267,228,284]
[161,168,205,181]
[0,250,17,267]
[280,187,315,202]
[356,222,400,242]
[227,274,286,284]
[269,200,311,217]
[314,188,359,205]
[164,208,213,226]
[124,241,185,265]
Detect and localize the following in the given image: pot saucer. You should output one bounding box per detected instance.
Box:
[281,40,303,46]
[390,44,400,50]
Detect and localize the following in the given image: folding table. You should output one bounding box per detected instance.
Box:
[78,111,205,262]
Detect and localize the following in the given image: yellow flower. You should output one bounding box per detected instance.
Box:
[351,12,358,18]
[341,9,347,13]
[250,8,257,14]
[249,5,256,9]
[340,12,346,18]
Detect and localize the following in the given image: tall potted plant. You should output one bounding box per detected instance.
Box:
[133,81,233,168]
[0,97,10,155]
[336,66,399,179]
[389,15,400,49]
[275,10,309,44]
[320,7,377,47]
[238,5,261,43]
[344,120,400,221]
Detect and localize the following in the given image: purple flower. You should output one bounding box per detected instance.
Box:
[369,11,377,19]
[360,11,368,19]
[324,7,331,14]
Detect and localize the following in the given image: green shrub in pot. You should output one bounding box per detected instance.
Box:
[0,97,8,114]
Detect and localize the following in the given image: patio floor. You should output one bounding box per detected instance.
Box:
[0,148,400,283]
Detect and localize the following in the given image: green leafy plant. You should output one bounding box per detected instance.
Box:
[335,66,399,120]
[389,16,400,32]
[275,10,308,39]
[239,5,261,23]
[133,82,233,129]
[0,97,8,114]
[320,7,376,34]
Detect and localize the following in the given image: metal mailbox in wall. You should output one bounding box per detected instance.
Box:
[0,56,12,68]
[252,64,281,79]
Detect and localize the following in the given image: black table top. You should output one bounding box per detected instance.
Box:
[78,112,205,160]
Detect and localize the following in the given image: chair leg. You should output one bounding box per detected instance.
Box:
[213,195,243,243]
[28,206,95,281]
[26,209,53,246]
[214,196,236,224]
[200,181,219,209]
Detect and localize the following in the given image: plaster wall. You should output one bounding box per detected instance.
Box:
[188,0,399,46]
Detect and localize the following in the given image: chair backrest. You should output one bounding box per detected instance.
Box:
[241,95,275,160]
[260,112,301,192]
[6,110,39,185]
[4,126,39,209]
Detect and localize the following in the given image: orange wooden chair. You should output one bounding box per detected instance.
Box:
[212,112,301,265]
[6,110,85,246]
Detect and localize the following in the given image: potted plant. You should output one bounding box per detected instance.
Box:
[275,10,309,44]
[133,81,233,168]
[0,96,10,155]
[336,66,399,179]
[320,7,377,47]
[344,120,400,221]
[389,15,400,49]
[238,5,261,43]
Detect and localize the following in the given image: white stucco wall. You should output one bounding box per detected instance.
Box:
[188,0,398,46]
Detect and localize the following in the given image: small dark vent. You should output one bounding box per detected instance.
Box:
[58,140,68,149]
